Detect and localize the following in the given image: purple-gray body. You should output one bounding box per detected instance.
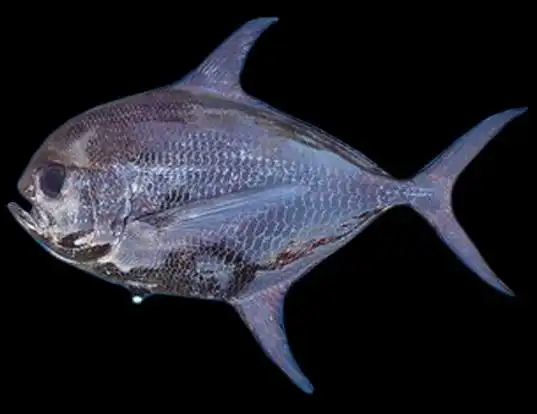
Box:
[7,18,527,394]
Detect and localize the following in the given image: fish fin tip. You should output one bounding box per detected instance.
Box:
[172,17,279,101]
[232,284,313,394]
[408,108,526,297]
[300,379,315,394]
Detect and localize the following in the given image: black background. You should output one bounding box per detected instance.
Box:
[4,6,533,409]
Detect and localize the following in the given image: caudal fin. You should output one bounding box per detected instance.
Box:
[408,108,527,296]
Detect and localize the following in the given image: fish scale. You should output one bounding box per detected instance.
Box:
[7,17,527,394]
[128,127,366,221]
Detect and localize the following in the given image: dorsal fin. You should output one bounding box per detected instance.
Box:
[172,17,278,102]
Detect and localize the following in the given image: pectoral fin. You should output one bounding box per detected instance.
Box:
[140,184,305,233]
[231,284,314,394]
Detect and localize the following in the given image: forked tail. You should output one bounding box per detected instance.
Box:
[406,108,527,296]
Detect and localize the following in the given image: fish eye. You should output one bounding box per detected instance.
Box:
[39,163,66,199]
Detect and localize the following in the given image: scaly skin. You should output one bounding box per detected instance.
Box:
[9,17,524,394]
[16,85,414,300]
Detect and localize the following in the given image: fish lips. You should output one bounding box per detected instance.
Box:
[8,201,112,263]
[7,201,60,257]
[7,201,41,238]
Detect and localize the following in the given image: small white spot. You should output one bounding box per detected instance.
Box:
[132,295,143,304]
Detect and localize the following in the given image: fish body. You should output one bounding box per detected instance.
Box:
[8,18,527,394]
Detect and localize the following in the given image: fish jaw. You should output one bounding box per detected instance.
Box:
[7,202,75,265]
[7,202,41,237]
[7,201,57,255]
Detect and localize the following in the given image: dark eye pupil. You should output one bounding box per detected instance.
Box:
[40,164,65,198]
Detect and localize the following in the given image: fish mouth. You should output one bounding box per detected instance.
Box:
[8,201,76,264]
[7,201,42,237]
[7,201,112,264]
[7,201,56,257]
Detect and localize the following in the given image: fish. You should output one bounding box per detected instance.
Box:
[7,17,527,394]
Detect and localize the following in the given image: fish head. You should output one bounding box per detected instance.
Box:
[8,117,131,265]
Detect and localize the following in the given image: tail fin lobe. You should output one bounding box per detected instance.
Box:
[408,108,527,296]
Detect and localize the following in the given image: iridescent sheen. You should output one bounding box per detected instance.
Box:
[7,18,527,394]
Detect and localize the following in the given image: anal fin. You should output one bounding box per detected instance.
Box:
[230,284,313,394]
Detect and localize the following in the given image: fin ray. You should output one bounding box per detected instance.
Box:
[139,184,305,232]
[408,107,527,296]
[231,284,314,393]
[173,17,278,102]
